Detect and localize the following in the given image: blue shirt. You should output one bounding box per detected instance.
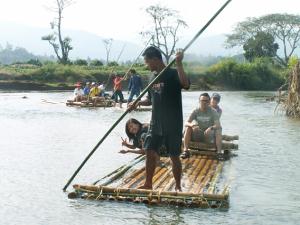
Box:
[83,87,90,96]
[128,74,143,92]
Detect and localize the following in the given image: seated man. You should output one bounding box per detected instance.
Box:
[89,82,103,105]
[73,82,84,102]
[181,92,222,159]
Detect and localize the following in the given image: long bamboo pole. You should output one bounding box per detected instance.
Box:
[94,155,145,186]
[73,184,229,200]
[62,0,232,191]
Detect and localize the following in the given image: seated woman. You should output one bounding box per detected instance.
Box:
[119,118,149,155]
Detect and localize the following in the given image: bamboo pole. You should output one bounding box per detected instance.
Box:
[153,156,179,191]
[123,167,146,188]
[162,158,193,192]
[189,141,238,151]
[93,155,145,185]
[73,184,229,201]
[181,156,202,191]
[222,135,239,141]
[188,158,207,191]
[62,0,232,191]
[122,37,153,80]
[190,159,212,193]
[152,164,172,189]
[197,160,218,194]
[159,158,195,191]
[207,162,224,194]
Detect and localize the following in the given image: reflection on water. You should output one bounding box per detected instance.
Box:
[1,91,300,225]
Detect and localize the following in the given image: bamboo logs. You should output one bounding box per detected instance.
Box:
[73,184,229,201]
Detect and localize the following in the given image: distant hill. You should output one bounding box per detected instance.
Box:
[0,22,142,62]
[1,22,299,64]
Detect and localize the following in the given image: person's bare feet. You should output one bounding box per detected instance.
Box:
[175,186,182,192]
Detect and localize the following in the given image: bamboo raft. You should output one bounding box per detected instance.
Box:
[133,106,152,112]
[66,100,114,108]
[69,135,238,208]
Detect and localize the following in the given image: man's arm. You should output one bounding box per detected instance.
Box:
[175,51,190,90]
[127,91,151,110]
[212,119,221,130]
[137,94,152,106]
[185,110,197,127]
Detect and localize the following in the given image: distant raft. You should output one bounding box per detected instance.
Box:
[133,106,152,112]
[68,135,238,208]
[66,99,114,108]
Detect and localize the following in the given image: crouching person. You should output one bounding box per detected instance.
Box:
[181,92,222,159]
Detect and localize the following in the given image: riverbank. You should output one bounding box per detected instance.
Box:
[0,58,285,91]
[0,79,229,91]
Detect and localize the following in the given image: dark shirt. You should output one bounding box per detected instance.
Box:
[147,68,183,136]
[128,74,143,92]
[133,124,149,148]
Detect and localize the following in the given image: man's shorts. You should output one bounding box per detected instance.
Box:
[191,126,215,143]
[143,133,182,157]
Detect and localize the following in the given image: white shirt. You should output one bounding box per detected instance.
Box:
[74,88,84,97]
[99,84,105,92]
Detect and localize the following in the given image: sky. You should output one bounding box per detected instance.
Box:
[1,0,299,44]
[0,0,300,57]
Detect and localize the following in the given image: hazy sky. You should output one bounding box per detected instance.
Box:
[1,0,299,45]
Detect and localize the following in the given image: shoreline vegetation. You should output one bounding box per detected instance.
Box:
[0,58,286,91]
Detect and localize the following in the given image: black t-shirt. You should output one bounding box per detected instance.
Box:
[147,68,183,136]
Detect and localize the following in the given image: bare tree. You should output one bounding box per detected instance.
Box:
[42,0,74,64]
[141,5,187,63]
[103,38,113,65]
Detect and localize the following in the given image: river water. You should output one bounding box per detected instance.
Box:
[1,91,299,225]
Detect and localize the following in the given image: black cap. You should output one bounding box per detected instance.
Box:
[212,93,221,101]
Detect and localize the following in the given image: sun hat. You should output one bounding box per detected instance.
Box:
[75,82,81,87]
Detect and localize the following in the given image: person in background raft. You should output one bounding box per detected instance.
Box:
[210,93,222,118]
[83,82,91,100]
[113,74,125,108]
[128,46,190,191]
[127,69,143,104]
[180,93,222,159]
[73,82,84,102]
[89,82,101,105]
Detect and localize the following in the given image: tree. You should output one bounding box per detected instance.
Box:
[141,5,187,63]
[90,59,104,67]
[102,38,113,65]
[226,14,300,66]
[243,32,279,62]
[74,59,88,66]
[42,0,74,64]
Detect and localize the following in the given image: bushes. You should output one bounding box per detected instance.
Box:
[203,58,284,90]
[90,59,104,66]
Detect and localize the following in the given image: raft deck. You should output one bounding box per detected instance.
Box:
[70,136,238,208]
[71,155,229,208]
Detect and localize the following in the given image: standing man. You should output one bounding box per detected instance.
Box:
[129,46,189,191]
[113,74,124,108]
[127,69,143,103]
